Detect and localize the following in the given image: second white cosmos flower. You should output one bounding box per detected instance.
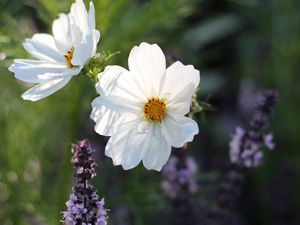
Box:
[9,0,100,101]
[90,42,200,171]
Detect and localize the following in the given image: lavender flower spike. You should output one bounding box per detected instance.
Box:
[229,90,277,168]
[62,139,107,225]
[162,154,198,199]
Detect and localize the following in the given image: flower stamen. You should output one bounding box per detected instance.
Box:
[143,97,166,122]
[64,47,74,68]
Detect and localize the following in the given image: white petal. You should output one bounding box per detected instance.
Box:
[105,120,150,170]
[91,65,143,136]
[88,1,95,30]
[73,29,99,61]
[96,65,145,101]
[142,125,172,171]
[166,82,194,116]
[9,59,70,83]
[91,29,100,57]
[105,121,171,171]
[128,42,166,97]
[37,67,81,80]
[162,115,199,148]
[23,34,64,63]
[70,0,89,36]
[91,65,146,137]
[91,95,140,113]
[91,101,138,136]
[9,59,46,83]
[71,32,94,66]
[52,13,73,53]
[69,22,82,46]
[163,61,200,100]
[21,77,71,101]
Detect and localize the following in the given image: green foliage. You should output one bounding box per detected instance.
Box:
[83,50,121,83]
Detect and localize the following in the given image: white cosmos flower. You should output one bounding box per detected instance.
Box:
[9,0,100,101]
[90,42,200,171]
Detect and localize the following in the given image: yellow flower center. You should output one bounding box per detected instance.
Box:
[64,47,74,68]
[143,97,167,123]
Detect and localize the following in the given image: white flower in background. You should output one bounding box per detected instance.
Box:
[90,42,200,171]
[9,0,100,101]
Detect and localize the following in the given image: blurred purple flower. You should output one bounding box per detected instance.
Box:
[229,127,245,164]
[264,133,275,150]
[161,154,198,199]
[229,90,277,168]
[62,140,107,225]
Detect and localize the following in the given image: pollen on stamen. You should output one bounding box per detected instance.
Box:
[64,47,74,68]
[143,97,167,123]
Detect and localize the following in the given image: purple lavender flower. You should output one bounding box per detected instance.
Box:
[62,140,107,225]
[161,154,198,199]
[263,133,275,150]
[204,90,277,225]
[229,90,277,168]
[229,127,245,164]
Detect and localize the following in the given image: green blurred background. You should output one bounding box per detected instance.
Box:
[1,0,300,224]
